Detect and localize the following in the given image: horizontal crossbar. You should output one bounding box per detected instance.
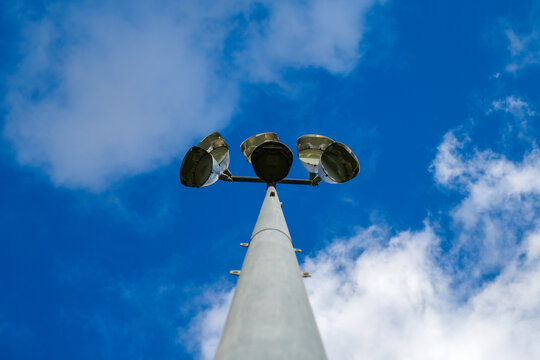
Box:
[219,174,316,186]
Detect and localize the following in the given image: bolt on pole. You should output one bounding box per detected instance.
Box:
[214,185,327,360]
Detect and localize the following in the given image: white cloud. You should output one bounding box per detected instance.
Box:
[431,132,470,188]
[487,96,537,142]
[3,3,237,191]
[490,96,536,119]
[189,126,540,359]
[432,131,540,279]
[235,0,379,82]
[505,28,540,72]
[180,289,233,360]
[304,223,540,360]
[2,0,379,191]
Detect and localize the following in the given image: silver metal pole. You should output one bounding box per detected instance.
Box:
[215,185,327,360]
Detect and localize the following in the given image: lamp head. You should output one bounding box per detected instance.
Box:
[317,142,360,184]
[251,141,293,183]
[296,134,334,173]
[241,133,293,183]
[179,132,230,187]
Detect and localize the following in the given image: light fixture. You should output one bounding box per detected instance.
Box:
[179,132,230,187]
[180,131,359,187]
[240,132,293,183]
[297,134,360,184]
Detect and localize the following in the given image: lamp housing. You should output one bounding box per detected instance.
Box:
[179,132,230,187]
[241,133,293,183]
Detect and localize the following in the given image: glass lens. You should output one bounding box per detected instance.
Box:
[251,141,293,182]
[320,143,359,183]
[179,147,214,187]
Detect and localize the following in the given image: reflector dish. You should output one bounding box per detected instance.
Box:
[251,141,293,183]
[179,146,220,187]
[318,142,360,184]
[240,132,279,163]
[197,132,230,173]
[296,134,334,173]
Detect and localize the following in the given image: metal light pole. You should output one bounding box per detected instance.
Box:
[215,185,326,359]
[179,132,359,359]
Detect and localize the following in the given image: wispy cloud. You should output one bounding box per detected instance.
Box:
[179,288,233,360]
[3,2,237,191]
[2,0,380,191]
[432,130,540,281]
[234,0,379,82]
[505,27,540,72]
[487,96,537,143]
[490,96,536,119]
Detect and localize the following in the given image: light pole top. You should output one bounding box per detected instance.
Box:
[179,131,360,188]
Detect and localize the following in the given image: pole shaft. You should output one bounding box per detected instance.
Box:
[215,186,327,360]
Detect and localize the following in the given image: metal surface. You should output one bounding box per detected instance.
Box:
[318,142,360,184]
[296,134,334,173]
[219,175,314,185]
[215,186,327,360]
[240,132,279,163]
[278,178,313,185]
[197,131,230,173]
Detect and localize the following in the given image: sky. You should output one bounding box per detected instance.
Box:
[1,0,540,359]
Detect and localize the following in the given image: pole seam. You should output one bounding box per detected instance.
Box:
[250,228,292,242]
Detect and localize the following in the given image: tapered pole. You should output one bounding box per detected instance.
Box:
[215,185,327,360]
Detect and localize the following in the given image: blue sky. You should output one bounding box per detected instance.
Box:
[1,0,540,359]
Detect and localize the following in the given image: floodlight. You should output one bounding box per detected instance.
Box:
[241,133,293,183]
[179,132,230,187]
[317,142,360,184]
[296,134,334,173]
